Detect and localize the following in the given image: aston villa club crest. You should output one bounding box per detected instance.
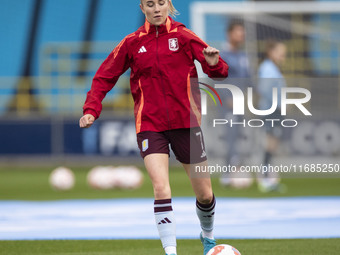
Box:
[169,38,179,51]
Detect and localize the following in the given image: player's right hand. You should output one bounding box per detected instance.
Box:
[79,114,95,128]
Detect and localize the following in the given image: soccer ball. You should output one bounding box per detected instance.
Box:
[230,172,253,189]
[113,165,144,189]
[207,244,241,255]
[49,167,75,190]
[87,165,144,190]
[230,177,253,189]
[87,166,116,190]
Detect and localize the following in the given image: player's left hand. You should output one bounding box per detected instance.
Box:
[79,114,95,128]
[203,46,220,66]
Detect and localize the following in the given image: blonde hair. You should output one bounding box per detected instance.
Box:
[140,0,179,17]
[168,0,179,17]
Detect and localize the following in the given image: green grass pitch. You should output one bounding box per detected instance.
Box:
[1,239,340,255]
[0,166,340,200]
[0,166,339,254]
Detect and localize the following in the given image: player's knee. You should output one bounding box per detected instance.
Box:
[196,193,213,205]
[153,183,171,199]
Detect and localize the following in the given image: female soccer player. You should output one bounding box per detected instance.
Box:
[79,1,229,254]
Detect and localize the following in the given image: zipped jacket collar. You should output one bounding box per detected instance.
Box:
[139,16,182,37]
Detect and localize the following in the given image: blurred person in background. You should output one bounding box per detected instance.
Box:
[219,20,251,188]
[257,40,287,193]
[79,1,229,255]
[220,20,250,79]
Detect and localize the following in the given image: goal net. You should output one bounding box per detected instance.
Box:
[190,1,340,77]
[190,1,340,169]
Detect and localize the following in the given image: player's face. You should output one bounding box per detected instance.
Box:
[270,43,287,66]
[229,25,245,47]
[140,0,169,26]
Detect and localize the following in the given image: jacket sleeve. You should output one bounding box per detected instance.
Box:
[83,36,131,119]
[182,28,229,78]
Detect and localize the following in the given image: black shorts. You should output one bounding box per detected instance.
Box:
[136,127,207,164]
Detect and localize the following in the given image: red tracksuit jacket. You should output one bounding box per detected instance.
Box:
[83,17,229,133]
